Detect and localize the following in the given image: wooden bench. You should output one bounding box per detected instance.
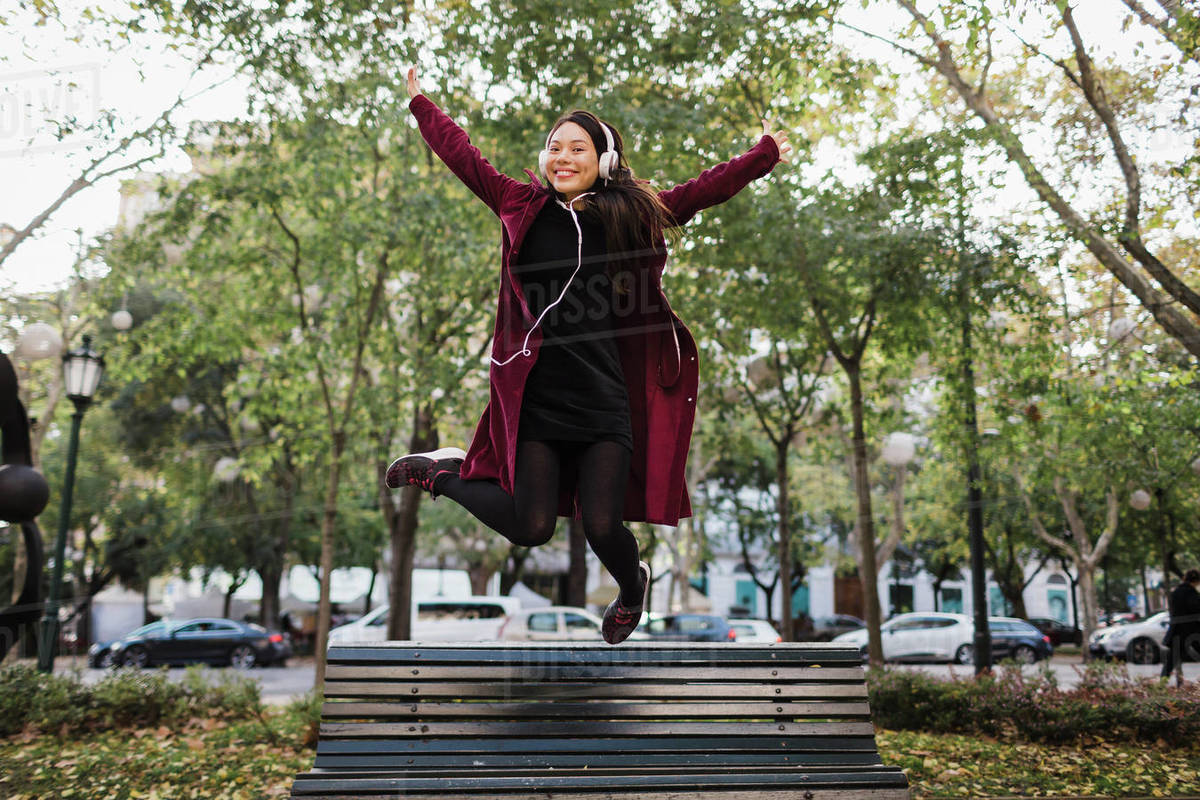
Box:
[290,641,909,799]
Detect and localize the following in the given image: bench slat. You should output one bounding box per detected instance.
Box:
[293,790,909,800]
[322,681,868,700]
[294,790,909,800]
[310,751,886,769]
[325,665,866,682]
[328,642,860,665]
[315,734,886,755]
[320,720,878,738]
[290,767,910,794]
[320,700,872,719]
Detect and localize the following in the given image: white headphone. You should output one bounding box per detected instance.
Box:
[539,117,620,184]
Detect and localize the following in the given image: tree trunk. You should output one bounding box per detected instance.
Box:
[467,565,493,596]
[258,468,296,629]
[846,363,883,666]
[566,518,587,608]
[775,439,794,641]
[314,431,347,687]
[385,404,437,643]
[363,565,378,616]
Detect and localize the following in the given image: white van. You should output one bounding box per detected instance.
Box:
[328,596,522,644]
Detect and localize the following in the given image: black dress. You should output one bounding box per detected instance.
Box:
[513,198,633,451]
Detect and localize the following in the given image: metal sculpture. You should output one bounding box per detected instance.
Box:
[0,353,48,661]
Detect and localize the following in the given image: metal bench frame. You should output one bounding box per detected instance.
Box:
[290,641,909,799]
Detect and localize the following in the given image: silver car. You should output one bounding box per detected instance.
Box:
[1089,611,1168,663]
[498,605,648,641]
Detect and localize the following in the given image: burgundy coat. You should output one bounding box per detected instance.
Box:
[410,94,780,525]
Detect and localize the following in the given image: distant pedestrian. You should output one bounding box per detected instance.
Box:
[1161,568,1200,686]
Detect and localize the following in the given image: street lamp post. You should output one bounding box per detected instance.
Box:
[36,335,104,673]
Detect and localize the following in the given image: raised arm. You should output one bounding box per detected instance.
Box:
[406,67,522,215]
[658,120,791,226]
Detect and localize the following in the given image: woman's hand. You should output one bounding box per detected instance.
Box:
[406,67,422,99]
[762,119,792,164]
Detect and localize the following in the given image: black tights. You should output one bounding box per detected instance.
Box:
[435,439,644,605]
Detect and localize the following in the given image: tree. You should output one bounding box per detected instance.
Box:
[870,1,1200,358]
[791,184,935,666]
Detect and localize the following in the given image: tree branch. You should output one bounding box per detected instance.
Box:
[1059,5,1144,248]
[892,0,1200,358]
[1015,473,1078,561]
[0,44,235,270]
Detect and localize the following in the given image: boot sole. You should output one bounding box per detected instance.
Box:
[385,447,467,489]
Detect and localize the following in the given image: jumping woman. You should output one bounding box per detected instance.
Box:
[387,66,791,645]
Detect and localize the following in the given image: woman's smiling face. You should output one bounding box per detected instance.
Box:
[545,121,599,201]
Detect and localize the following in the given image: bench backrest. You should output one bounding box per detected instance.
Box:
[294,641,909,798]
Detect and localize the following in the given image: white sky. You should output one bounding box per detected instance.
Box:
[1,4,249,294]
[0,0,1180,297]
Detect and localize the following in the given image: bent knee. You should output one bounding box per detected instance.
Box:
[510,514,556,547]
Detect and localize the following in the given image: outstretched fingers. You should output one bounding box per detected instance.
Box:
[761,118,793,164]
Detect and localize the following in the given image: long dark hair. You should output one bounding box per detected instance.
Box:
[543,110,678,288]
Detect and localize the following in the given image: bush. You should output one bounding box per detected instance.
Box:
[0,663,264,737]
[867,664,1200,746]
[286,689,324,748]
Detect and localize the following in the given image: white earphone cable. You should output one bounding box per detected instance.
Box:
[491,192,594,367]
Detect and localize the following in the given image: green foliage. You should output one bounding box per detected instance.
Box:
[0,663,264,737]
[868,664,1200,746]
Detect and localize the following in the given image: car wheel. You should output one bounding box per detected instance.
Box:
[1013,644,1038,664]
[95,650,116,670]
[230,644,257,670]
[954,643,974,665]
[1126,637,1160,665]
[123,645,150,669]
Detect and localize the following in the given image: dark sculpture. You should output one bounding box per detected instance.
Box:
[0,353,47,661]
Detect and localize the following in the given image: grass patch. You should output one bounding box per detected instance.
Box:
[880,728,1200,798]
[0,694,318,800]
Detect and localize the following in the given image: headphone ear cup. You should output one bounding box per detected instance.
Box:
[538,149,550,178]
[599,150,618,180]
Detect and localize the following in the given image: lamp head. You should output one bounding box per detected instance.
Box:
[62,334,104,403]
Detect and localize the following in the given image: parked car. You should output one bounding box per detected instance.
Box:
[111,617,291,669]
[1097,611,1140,628]
[833,612,974,663]
[1028,616,1082,647]
[728,618,782,643]
[638,613,736,642]
[807,614,866,641]
[498,605,647,641]
[1089,611,1169,663]
[88,621,167,668]
[988,617,1054,664]
[328,596,522,644]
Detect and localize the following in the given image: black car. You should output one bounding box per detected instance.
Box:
[639,614,736,642]
[1028,616,1082,647]
[989,617,1054,663]
[111,617,292,669]
[88,621,167,668]
[806,614,866,642]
